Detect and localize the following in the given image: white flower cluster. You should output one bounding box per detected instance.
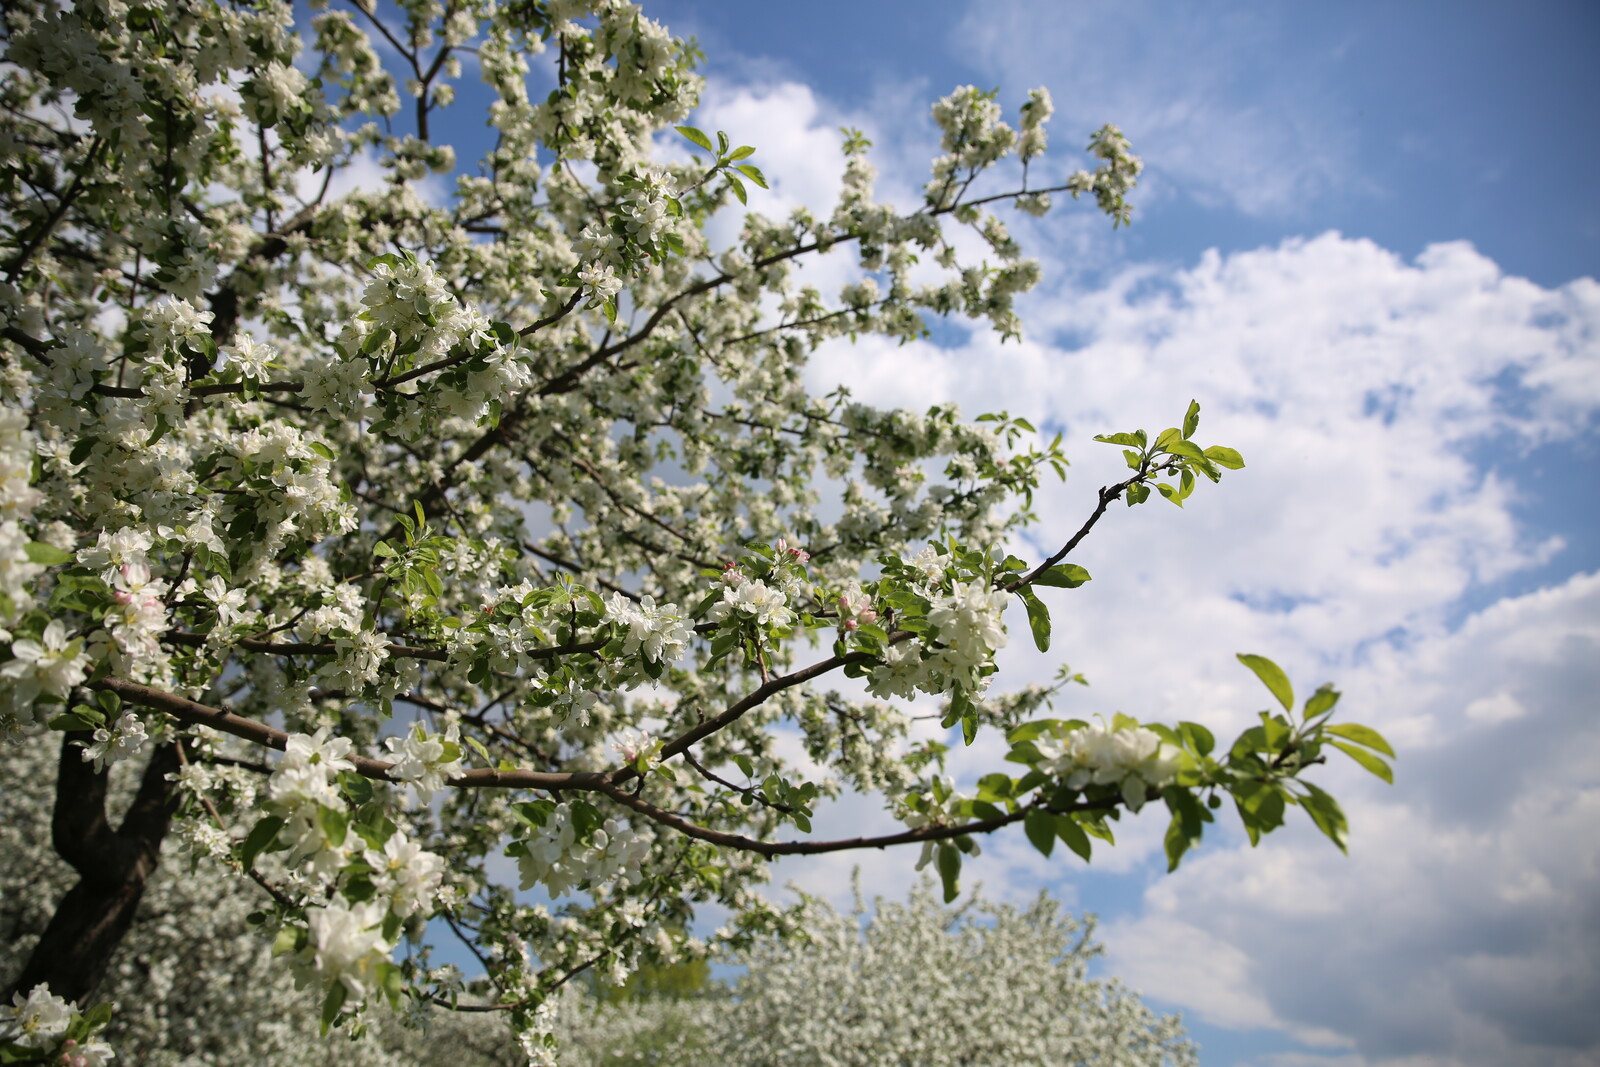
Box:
[866,553,1009,702]
[0,407,41,522]
[383,720,466,801]
[708,568,796,630]
[325,629,392,692]
[604,592,692,664]
[3,983,114,1065]
[78,711,150,773]
[266,728,449,1004]
[268,727,360,880]
[1032,721,1185,810]
[361,256,456,347]
[303,896,393,1003]
[926,580,1009,670]
[0,408,44,639]
[514,802,650,898]
[5,983,72,1050]
[618,167,676,248]
[364,831,446,918]
[1018,86,1054,161]
[2,621,93,735]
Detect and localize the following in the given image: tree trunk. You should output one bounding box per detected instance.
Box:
[5,733,180,1004]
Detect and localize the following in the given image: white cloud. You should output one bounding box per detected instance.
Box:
[1105,571,1600,1066]
[790,224,1599,1064]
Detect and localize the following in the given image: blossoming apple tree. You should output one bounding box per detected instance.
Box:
[0,0,1394,1060]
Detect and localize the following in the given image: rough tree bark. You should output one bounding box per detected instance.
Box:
[4,734,181,1004]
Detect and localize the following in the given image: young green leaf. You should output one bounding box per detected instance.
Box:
[1299,781,1349,852]
[1324,722,1395,758]
[1024,810,1056,857]
[1017,587,1051,652]
[320,981,347,1036]
[1329,740,1393,783]
[24,541,74,566]
[1093,430,1146,448]
[239,815,286,870]
[1054,815,1092,862]
[936,843,962,903]
[675,125,713,152]
[1237,653,1294,712]
[1202,445,1245,469]
[1182,399,1200,439]
[1031,563,1091,588]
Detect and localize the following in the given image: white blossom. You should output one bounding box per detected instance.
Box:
[383,721,465,801]
[303,897,394,1001]
[5,982,72,1049]
[78,711,149,772]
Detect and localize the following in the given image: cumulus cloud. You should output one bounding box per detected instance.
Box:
[787,227,1598,1065]
[1104,572,1600,1066]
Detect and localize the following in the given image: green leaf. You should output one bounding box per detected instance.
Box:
[1024,810,1056,857]
[1006,720,1055,743]
[1162,439,1207,463]
[675,125,713,151]
[735,163,768,189]
[81,1001,113,1032]
[48,712,100,732]
[1054,815,1092,862]
[239,815,285,870]
[726,173,748,205]
[1032,563,1091,588]
[1203,445,1245,470]
[1017,587,1051,652]
[339,771,373,806]
[1324,722,1395,758]
[1094,431,1146,448]
[1162,787,1208,872]
[379,960,404,1008]
[1237,653,1294,712]
[308,441,337,461]
[1179,720,1215,757]
[1300,782,1349,853]
[1330,740,1394,784]
[320,980,347,1036]
[1303,683,1341,720]
[1182,399,1200,440]
[465,736,493,766]
[315,805,349,849]
[936,843,961,903]
[24,541,74,566]
[716,130,730,156]
[727,145,756,161]
[271,925,301,957]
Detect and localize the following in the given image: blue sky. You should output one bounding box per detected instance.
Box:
[615,3,1600,1065]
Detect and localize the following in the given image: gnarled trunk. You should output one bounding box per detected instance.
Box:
[5,734,180,1004]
